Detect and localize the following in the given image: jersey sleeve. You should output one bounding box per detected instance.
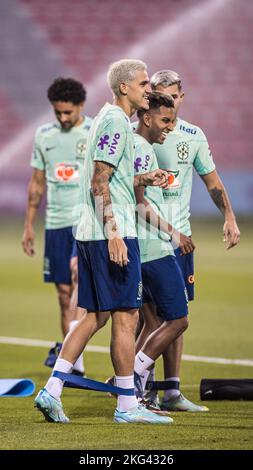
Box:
[30,129,45,171]
[193,128,216,175]
[134,141,154,175]
[93,117,127,169]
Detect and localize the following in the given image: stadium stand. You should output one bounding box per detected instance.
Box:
[0,0,252,212]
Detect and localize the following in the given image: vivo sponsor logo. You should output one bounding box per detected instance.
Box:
[97,133,121,155]
[108,133,121,155]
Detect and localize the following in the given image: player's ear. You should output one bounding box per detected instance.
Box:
[180,91,185,102]
[79,101,84,112]
[143,112,150,127]
[119,82,128,96]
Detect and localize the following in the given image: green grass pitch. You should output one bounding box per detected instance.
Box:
[0,217,252,450]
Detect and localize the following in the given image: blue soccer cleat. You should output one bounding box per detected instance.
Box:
[161,393,209,412]
[114,403,173,424]
[44,342,62,368]
[34,388,69,423]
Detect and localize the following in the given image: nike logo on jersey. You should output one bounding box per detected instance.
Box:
[46,146,56,152]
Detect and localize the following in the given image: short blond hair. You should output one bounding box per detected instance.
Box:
[107,59,147,97]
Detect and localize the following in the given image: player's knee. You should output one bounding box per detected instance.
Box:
[180,315,189,332]
[114,309,139,334]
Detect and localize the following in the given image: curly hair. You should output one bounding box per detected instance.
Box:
[137,91,174,119]
[47,77,86,104]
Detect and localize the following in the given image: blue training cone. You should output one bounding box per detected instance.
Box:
[0,379,35,397]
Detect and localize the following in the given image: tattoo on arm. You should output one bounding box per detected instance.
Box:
[209,187,225,214]
[28,170,45,209]
[29,191,42,209]
[134,174,150,187]
[92,162,116,228]
[134,174,144,187]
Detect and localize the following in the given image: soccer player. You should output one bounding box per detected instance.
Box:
[34,59,172,425]
[22,77,92,375]
[132,91,195,411]
[141,70,240,412]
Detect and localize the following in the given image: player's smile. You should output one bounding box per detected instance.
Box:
[160,130,168,142]
[143,93,150,103]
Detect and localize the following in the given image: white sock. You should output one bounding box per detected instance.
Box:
[139,369,150,393]
[164,376,180,400]
[134,351,154,376]
[116,375,138,412]
[68,320,85,373]
[143,367,157,400]
[45,358,73,400]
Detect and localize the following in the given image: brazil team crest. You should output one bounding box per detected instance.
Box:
[177,142,189,161]
[76,138,87,156]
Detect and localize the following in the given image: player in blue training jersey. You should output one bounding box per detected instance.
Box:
[140,70,240,412]
[35,60,173,425]
[22,78,92,375]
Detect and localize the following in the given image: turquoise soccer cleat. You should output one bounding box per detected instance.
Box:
[161,393,209,412]
[114,403,173,424]
[34,388,69,423]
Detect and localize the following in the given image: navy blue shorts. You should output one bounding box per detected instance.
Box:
[142,255,188,321]
[71,240,78,259]
[44,227,76,285]
[174,248,194,301]
[77,238,142,312]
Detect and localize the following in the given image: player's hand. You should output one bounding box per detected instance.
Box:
[21,226,35,256]
[172,230,195,255]
[223,219,240,249]
[144,169,169,189]
[108,238,129,267]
